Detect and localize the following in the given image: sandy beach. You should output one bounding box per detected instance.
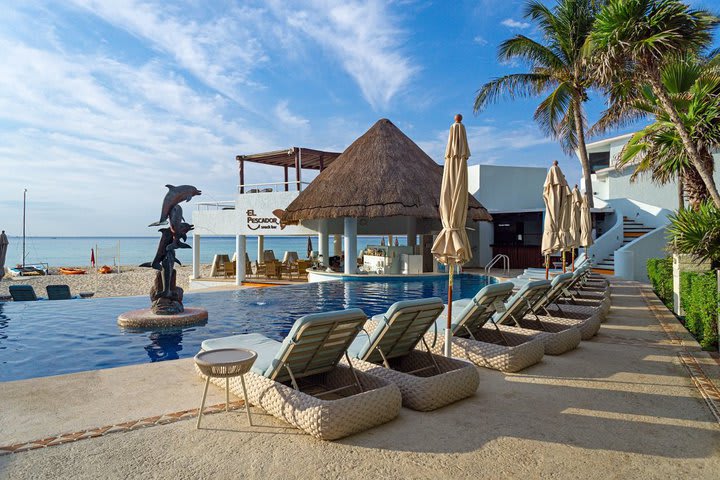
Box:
[0,265,213,299]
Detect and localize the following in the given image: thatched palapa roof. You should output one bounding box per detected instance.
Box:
[281,119,492,223]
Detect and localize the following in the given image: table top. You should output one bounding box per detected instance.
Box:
[195,348,257,369]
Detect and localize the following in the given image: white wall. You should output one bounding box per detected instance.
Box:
[469,164,547,212]
[588,135,720,211]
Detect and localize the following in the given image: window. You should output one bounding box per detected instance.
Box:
[589,152,610,173]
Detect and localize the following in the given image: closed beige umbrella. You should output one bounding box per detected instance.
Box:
[568,186,583,270]
[0,231,8,281]
[580,193,594,248]
[432,114,472,357]
[541,161,570,277]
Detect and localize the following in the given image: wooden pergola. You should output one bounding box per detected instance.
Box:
[236,148,341,193]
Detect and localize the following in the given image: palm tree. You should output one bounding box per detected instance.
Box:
[474,0,598,207]
[590,0,720,207]
[598,57,720,210]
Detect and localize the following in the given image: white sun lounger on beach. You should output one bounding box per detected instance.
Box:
[197,309,402,440]
[347,297,479,411]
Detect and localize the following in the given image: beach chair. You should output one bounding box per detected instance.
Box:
[488,280,582,354]
[265,260,281,279]
[9,285,39,301]
[46,284,73,300]
[347,298,479,411]
[223,261,236,278]
[296,260,311,278]
[514,266,610,309]
[550,268,611,313]
[427,282,546,372]
[521,273,605,340]
[197,309,402,440]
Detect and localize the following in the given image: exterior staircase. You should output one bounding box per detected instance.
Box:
[592,217,654,275]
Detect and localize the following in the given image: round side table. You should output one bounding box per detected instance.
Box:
[194,348,257,429]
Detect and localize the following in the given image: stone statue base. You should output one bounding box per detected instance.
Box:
[117,307,208,329]
[150,269,184,315]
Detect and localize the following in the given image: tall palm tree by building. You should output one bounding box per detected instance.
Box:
[596,57,720,210]
[474,0,598,207]
[590,0,720,207]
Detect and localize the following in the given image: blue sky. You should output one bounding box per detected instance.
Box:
[0,0,714,236]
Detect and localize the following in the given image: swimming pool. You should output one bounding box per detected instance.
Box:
[0,274,494,382]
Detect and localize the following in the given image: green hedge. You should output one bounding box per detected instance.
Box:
[647,257,673,308]
[680,271,719,350]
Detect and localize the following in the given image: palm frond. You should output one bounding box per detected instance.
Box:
[474,74,554,113]
[498,35,565,70]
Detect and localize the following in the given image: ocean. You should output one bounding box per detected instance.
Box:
[3,235,405,268]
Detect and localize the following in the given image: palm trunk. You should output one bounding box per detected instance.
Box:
[572,101,594,208]
[648,78,720,208]
[677,171,684,211]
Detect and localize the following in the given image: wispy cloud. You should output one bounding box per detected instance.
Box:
[274,100,310,129]
[501,18,530,29]
[268,0,419,110]
[417,122,552,164]
[473,35,488,46]
[68,0,268,105]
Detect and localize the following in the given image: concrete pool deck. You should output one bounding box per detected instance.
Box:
[1,279,719,479]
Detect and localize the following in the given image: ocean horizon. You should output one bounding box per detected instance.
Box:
[3,235,405,268]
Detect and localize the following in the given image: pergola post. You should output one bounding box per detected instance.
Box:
[236,235,246,285]
[344,217,357,275]
[257,235,264,263]
[284,166,289,192]
[192,234,200,279]
[407,218,417,248]
[333,234,342,256]
[318,219,329,267]
[236,156,245,194]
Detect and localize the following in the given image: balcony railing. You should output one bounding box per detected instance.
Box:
[238,181,311,194]
[195,201,235,211]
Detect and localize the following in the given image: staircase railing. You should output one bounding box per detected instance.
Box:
[485,254,510,276]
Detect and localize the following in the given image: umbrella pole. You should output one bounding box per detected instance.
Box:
[571,249,575,272]
[444,261,454,357]
[545,255,549,280]
[562,251,566,273]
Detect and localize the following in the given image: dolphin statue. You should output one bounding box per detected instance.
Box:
[139,228,182,270]
[149,185,201,227]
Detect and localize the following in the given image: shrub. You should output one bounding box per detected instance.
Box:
[680,271,719,350]
[647,257,673,308]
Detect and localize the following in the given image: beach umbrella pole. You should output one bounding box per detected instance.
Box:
[545,255,549,280]
[562,251,566,273]
[444,261,454,357]
[571,249,575,272]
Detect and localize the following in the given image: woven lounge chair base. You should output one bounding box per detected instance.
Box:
[427,329,545,373]
[536,308,602,340]
[561,296,610,316]
[577,287,610,301]
[498,323,581,355]
[196,364,402,440]
[348,350,479,411]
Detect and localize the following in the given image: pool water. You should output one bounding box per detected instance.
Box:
[0,275,494,382]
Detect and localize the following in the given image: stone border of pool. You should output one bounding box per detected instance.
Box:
[0,400,247,456]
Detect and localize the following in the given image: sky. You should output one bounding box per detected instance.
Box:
[0,0,712,237]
